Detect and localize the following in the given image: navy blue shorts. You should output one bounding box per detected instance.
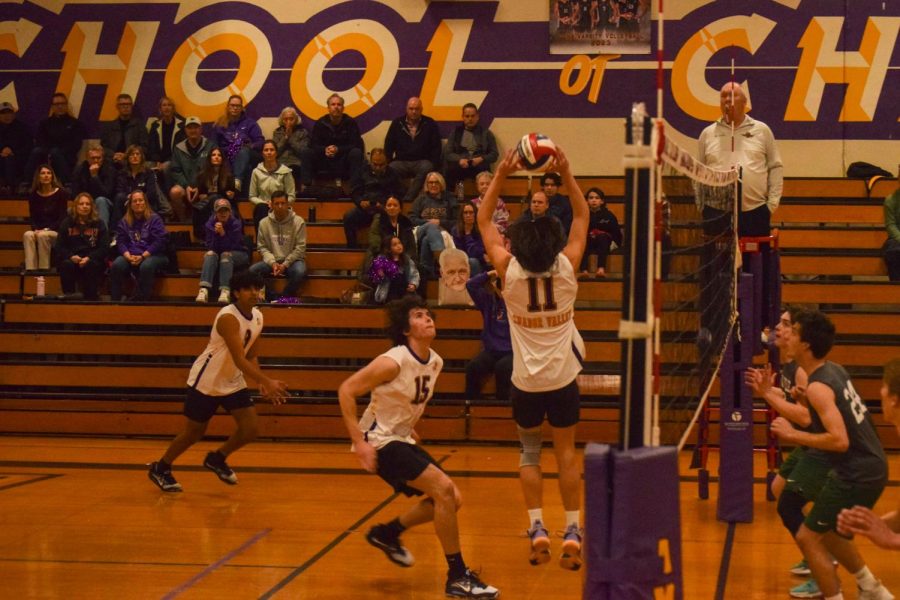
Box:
[375,441,440,497]
[511,379,580,429]
[184,387,254,423]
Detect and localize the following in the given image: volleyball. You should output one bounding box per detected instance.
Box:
[516,133,557,171]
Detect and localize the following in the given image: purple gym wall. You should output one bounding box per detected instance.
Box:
[1,1,897,175]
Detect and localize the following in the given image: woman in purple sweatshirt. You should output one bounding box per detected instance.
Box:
[110,189,169,301]
[195,198,248,303]
[212,95,264,193]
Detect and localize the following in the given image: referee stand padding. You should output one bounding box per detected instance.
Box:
[584,443,683,599]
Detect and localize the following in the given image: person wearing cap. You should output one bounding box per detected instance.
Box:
[197,198,248,303]
[23,92,86,187]
[169,116,215,225]
[0,101,32,195]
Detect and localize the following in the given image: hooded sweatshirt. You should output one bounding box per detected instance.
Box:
[249,162,296,206]
[257,210,306,267]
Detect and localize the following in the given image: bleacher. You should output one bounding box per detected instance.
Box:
[0,176,897,448]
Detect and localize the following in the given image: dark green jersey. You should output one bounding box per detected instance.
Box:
[807,361,887,485]
[782,361,829,463]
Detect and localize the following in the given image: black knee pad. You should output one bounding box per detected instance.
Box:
[777,489,808,537]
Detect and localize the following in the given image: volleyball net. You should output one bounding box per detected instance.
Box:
[615,109,740,450]
[655,127,740,450]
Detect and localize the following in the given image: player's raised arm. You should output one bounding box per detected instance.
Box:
[558,146,588,269]
[478,150,515,276]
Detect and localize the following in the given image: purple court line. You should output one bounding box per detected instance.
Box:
[162,528,271,599]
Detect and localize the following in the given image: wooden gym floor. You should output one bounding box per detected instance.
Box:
[0,436,897,599]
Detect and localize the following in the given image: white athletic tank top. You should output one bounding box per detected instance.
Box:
[503,254,585,392]
[187,304,264,396]
[358,345,443,449]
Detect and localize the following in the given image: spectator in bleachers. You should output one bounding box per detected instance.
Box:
[581,186,621,278]
[344,148,402,248]
[109,189,168,301]
[249,139,295,231]
[212,94,264,195]
[24,164,69,271]
[250,191,306,301]
[444,103,499,191]
[72,144,116,227]
[191,147,237,240]
[384,96,442,203]
[470,171,509,236]
[452,200,487,276]
[464,269,512,402]
[272,106,309,184]
[300,93,364,188]
[363,195,416,279]
[56,192,108,300]
[146,96,185,169]
[115,144,170,222]
[23,92,86,188]
[0,101,32,195]
[196,198,248,304]
[169,116,215,223]
[99,93,148,168]
[540,171,573,236]
[367,235,420,304]
[410,171,457,279]
[885,186,900,281]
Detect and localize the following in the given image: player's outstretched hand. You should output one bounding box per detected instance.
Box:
[744,364,773,396]
[496,149,522,176]
[354,440,378,473]
[260,378,290,405]
[837,506,895,548]
[770,416,794,441]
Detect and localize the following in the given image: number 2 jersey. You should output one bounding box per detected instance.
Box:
[807,361,887,486]
[503,253,585,392]
[187,304,264,396]
[358,345,444,449]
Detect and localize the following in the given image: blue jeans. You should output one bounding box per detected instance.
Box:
[200,250,249,291]
[94,196,113,228]
[109,254,169,300]
[249,259,306,298]
[416,223,445,279]
[231,147,261,192]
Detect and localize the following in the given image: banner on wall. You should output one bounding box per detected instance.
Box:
[0,0,897,175]
[549,0,651,54]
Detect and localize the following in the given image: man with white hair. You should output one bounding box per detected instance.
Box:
[698,81,783,237]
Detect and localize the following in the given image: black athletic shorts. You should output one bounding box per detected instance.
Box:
[511,379,580,429]
[375,441,440,497]
[184,387,254,423]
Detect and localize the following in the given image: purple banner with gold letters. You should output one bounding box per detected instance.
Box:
[1,1,897,175]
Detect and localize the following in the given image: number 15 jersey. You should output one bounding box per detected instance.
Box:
[504,254,585,392]
[358,345,444,449]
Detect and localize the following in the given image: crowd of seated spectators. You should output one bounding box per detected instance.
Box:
[5,90,626,305]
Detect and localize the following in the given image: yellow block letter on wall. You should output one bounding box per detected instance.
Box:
[166,21,271,122]
[291,20,398,119]
[59,21,158,119]
[785,16,900,122]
